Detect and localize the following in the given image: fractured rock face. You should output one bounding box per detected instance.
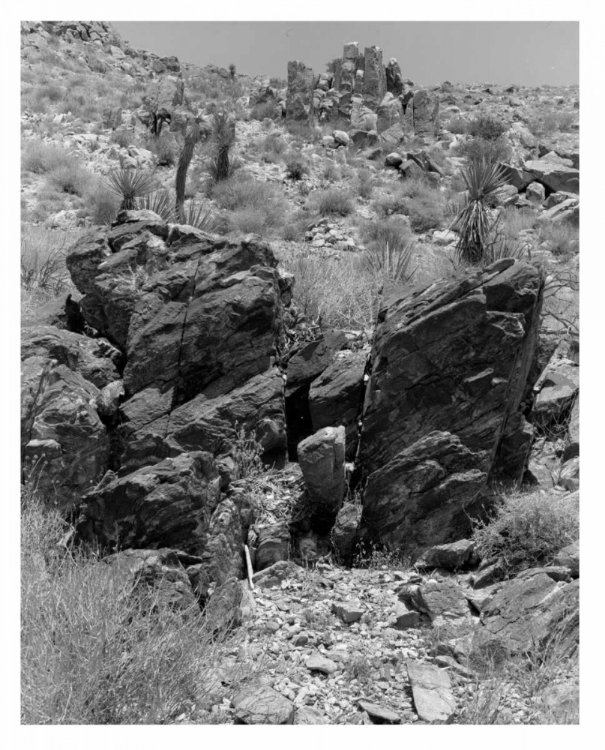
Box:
[360,261,544,553]
[298,426,346,530]
[362,46,387,110]
[77,451,222,554]
[411,89,440,138]
[21,360,110,510]
[286,61,315,123]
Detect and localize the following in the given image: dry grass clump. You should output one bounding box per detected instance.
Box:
[356,167,375,199]
[212,174,287,236]
[307,187,354,217]
[21,488,254,724]
[373,178,446,233]
[22,139,76,175]
[278,248,377,331]
[537,221,579,259]
[21,224,80,319]
[284,153,309,180]
[472,488,579,576]
[527,109,577,138]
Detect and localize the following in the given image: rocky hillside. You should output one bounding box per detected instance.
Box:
[21,22,579,726]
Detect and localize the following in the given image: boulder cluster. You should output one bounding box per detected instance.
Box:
[284,43,439,143]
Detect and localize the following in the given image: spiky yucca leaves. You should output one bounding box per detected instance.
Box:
[175,119,202,222]
[138,189,178,223]
[210,109,236,183]
[452,159,507,264]
[362,240,417,284]
[180,200,222,234]
[105,169,157,211]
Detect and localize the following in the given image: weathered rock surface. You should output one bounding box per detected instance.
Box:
[233,684,294,724]
[411,89,440,138]
[553,540,579,578]
[286,61,315,123]
[77,451,221,554]
[298,426,346,529]
[524,157,580,194]
[21,361,110,509]
[406,660,456,723]
[21,325,122,389]
[415,540,476,571]
[119,368,286,473]
[360,261,543,553]
[481,569,579,656]
[331,503,362,564]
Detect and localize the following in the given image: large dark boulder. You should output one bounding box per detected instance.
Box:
[359,260,543,554]
[76,451,221,554]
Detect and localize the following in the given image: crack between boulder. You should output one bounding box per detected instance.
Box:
[164,253,205,441]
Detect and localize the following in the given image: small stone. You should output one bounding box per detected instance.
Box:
[357,700,401,724]
[331,601,365,624]
[306,653,338,675]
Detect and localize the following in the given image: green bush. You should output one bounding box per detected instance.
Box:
[538,222,579,258]
[84,180,120,225]
[468,116,508,141]
[356,168,374,199]
[472,489,579,576]
[447,115,469,134]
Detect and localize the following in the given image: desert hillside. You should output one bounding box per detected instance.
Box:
[21,21,579,726]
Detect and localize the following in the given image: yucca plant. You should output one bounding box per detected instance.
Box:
[451,159,507,264]
[138,189,178,223]
[105,169,157,211]
[362,240,417,284]
[209,109,236,183]
[180,200,222,234]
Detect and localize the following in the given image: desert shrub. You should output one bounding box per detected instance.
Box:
[359,215,411,252]
[308,188,354,216]
[250,101,278,121]
[212,175,287,236]
[261,133,287,156]
[278,250,376,331]
[22,140,75,174]
[110,128,135,149]
[322,161,341,182]
[373,179,446,233]
[284,153,308,180]
[84,180,120,225]
[446,115,469,134]
[456,136,512,165]
[537,222,579,259]
[46,162,92,196]
[20,488,253,725]
[527,110,577,138]
[207,110,237,183]
[362,240,416,285]
[468,115,508,141]
[499,206,538,239]
[286,121,321,144]
[356,168,374,199]
[147,133,176,167]
[472,489,579,576]
[21,224,73,296]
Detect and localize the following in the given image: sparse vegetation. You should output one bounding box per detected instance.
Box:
[472,488,579,577]
[309,187,354,216]
[212,174,286,236]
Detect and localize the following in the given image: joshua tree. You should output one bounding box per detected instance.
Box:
[175,119,202,221]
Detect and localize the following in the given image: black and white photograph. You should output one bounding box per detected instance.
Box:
[13,3,592,737]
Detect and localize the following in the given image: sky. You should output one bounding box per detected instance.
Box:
[112,21,579,87]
